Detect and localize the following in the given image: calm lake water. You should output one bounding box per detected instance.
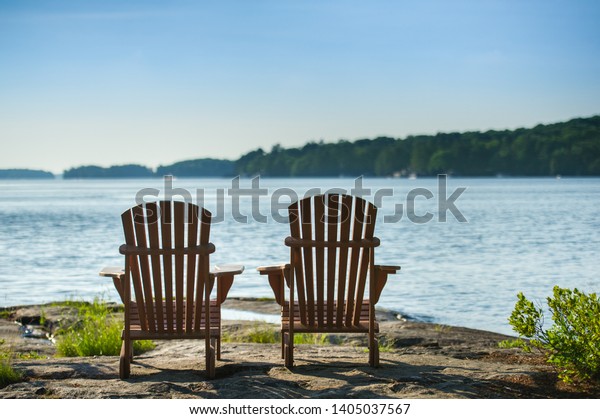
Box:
[0,177,598,335]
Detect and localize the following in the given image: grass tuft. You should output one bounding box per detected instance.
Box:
[223,322,334,345]
[0,339,23,388]
[55,299,154,357]
[294,333,333,345]
[378,338,397,352]
[498,339,526,349]
[0,361,22,388]
[246,323,279,344]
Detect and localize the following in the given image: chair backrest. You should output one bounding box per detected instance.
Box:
[121,200,213,334]
[287,194,379,328]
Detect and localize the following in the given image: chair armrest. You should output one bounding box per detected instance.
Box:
[99,266,125,279]
[257,263,288,274]
[210,264,244,304]
[257,263,290,306]
[99,266,126,303]
[375,265,401,274]
[211,264,245,277]
[372,264,401,304]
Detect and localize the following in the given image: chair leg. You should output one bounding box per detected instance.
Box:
[119,339,131,379]
[369,335,379,367]
[284,330,294,368]
[217,336,221,361]
[217,318,222,360]
[206,338,216,379]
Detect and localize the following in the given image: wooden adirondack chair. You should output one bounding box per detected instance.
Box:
[258,194,400,368]
[100,200,243,379]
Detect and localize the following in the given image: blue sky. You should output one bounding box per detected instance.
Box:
[1,0,599,173]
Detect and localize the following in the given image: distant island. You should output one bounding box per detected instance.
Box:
[62,159,235,179]
[0,169,55,179]
[63,164,155,179]
[22,115,600,179]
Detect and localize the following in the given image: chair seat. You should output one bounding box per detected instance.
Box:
[281,300,378,333]
[127,300,221,339]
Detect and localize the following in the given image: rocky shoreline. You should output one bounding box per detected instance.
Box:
[1,298,598,399]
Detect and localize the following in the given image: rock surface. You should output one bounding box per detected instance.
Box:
[1,299,598,399]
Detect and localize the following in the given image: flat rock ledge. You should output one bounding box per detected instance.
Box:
[1,299,598,399]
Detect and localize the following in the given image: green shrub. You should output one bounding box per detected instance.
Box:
[55,299,154,357]
[508,286,600,383]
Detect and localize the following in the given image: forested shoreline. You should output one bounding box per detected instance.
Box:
[235,115,600,177]
[46,115,600,178]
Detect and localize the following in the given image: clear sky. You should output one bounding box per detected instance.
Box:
[1,0,599,173]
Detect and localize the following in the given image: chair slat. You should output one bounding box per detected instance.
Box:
[146,202,164,333]
[160,201,174,332]
[300,198,315,326]
[174,202,185,333]
[199,270,207,329]
[336,194,352,327]
[121,210,147,328]
[363,203,377,239]
[326,194,339,327]
[186,204,198,333]
[345,197,365,326]
[314,195,325,327]
[353,203,377,325]
[129,256,147,329]
[194,209,211,331]
[122,209,147,329]
[289,202,307,324]
[132,205,156,333]
[200,208,211,245]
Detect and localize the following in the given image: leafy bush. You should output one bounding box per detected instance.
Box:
[508,286,600,383]
[55,299,154,357]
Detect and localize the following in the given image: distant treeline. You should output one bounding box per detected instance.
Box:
[0,169,54,179]
[156,159,235,177]
[63,164,154,178]
[236,115,600,177]
[60,115,599,178]
[63,159,235,179]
